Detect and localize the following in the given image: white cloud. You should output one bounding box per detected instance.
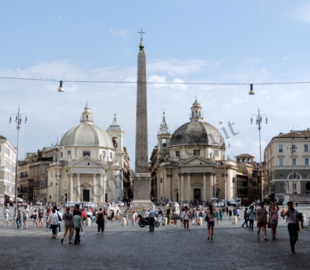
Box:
[148,59,208,75]
[1,58,310,169]
[109,29,130,38]
[294,4,310,22]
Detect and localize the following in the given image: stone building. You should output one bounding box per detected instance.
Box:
[46,103,131,204]
[265,129,310,202]
[0,136,17,204]
[235,154,261,200]
[150,100,238,203]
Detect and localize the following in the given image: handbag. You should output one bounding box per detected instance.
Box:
[205,214,209,222]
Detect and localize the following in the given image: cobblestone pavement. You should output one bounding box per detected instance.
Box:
[0,206,309,270]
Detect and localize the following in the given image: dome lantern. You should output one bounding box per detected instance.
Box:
[80,101,93,124]
[190,98,203,122]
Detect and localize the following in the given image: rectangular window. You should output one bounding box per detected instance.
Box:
[305,144,309,152]
[293,183,297,190]
[279,158,284,166]
[292,158,297,166]
[280,183,284,191]
[193,150,200,156]
[305,158,309,166]
[175,151,180,158]
[61,152,63,158]
[83,151,91,157]
[279,174,284,179]
[67,151,71,156]
[279,144,283,153]
[214,150,219,156]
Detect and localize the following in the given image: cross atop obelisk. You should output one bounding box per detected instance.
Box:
[138,29,145,50]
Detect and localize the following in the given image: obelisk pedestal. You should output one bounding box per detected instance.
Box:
[131,31,153,210]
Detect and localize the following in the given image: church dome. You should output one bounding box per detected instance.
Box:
[60,104,113,148]
[169,99,225,147]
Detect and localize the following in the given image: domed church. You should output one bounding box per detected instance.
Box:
[47,103,130,204]
[150,99,238,203]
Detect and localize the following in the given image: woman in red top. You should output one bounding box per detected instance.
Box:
[269,203,279,240]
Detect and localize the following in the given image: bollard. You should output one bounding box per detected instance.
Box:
[162,217,167,226]
[121,217,127,226]
[231,216,238,225]
[86,217,91,226]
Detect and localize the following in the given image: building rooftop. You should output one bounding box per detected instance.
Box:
[274,129,310,138]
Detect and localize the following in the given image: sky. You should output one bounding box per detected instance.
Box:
[1,0,310,167]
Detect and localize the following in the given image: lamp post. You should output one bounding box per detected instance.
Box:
[222,143,230,206]
[51,140,61,206]
[9,108,27,218]
[288,143,297,205]
[251,109,268,202]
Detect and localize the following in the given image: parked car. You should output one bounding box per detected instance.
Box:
[276,200,283,205]
[35,201,43,205]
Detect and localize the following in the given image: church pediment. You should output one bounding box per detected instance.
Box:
[179,156,216,167]
[69,156,104,168]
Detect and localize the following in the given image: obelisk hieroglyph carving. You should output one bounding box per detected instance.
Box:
[132,30,153,208]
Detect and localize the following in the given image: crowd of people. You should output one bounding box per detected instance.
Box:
[2,200,303,253]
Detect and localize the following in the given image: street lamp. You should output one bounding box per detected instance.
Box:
[9,108,27,219]
[222,143,230,206]
[251,109,268,202]
[51,140,62,206]
[288,143,298,205]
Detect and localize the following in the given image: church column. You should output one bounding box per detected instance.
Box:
[103,171,107,202]
[170,176,174,201]
[77,173,81,202]
[187,173,191,202]
[203,173,207,201]
[69,174,73,201]
[210,173,213,199]
[181,173,184,202]
[213,174,217,198]
[92,173,97,202]
[100,173,104,203]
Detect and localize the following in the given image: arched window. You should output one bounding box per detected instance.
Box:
[288,173,301,179]
[86,115,88,120]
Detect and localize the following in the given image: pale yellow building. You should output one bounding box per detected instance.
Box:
[0,136,17,204]
[47,103,129,204]
[152,100,238,203]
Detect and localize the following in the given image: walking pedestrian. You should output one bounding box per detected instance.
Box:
[205,204,216,241]
[229,208,232,220]
[96,208,105,234]
[16,205,22,229]
[3,206,10,226]
[61,207,73,244]
[241,208,249,228]
[23,206,29,229]
[132,211,137,226]
[256,202,268,241]
[247,205,255,231]
[269,203,279,240]
[149,208,156,232]
[172,209,178,228]
[73,211,83,245]
[181,207,190,231]
[166,209,171,225]
[216,209,220,224]
[38,207,44,228]
[284,201,300,254]
[48,209,59,239]
[33,209,39,228]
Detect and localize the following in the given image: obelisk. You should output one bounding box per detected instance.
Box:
[132,29,153,209]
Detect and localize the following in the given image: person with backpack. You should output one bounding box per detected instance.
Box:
[205,204,216,241]
[48,209,59,239]
[96,208,105,234]
[284,201,300,254]
[61,207,73,244]
[256,202,268,241]
[241,208,249,228]
[247,205,256,231]
[269,203,279,240]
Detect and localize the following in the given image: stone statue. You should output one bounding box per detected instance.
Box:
[285,181,289,194]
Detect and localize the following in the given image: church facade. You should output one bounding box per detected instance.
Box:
[150,100,238,203]
[47,103,130,204]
